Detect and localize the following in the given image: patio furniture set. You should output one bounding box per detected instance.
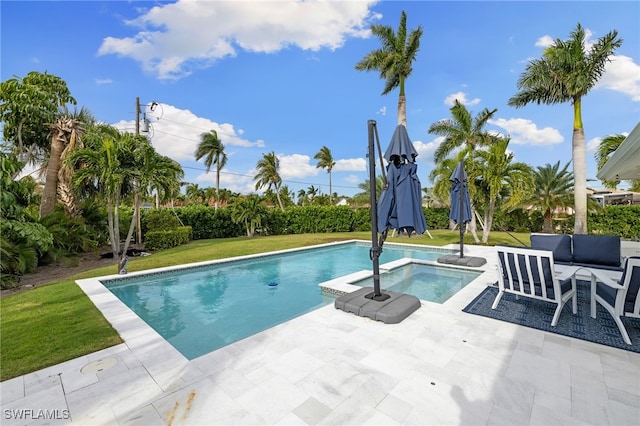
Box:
[493,233,640,344]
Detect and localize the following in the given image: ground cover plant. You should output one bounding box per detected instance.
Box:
[0,231,530,381]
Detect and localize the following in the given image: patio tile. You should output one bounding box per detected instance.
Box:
[292,397,331,425]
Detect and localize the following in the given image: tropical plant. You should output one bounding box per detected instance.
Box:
[595,134,640,190]
[352,176,386,205]
[471,137,535,243]
[230,195,267,237]
[0,71,75,168]
[254,151,284,211]
[185,183,205,204]
[428,100,498,242]
[40,107,94,218]
[195,130,227,209]
[508,23,622,234]
[523,161,575,233]
[355,10,423,126]
[67,125,140,259]
[314,146,336,202]
[297,189,307,206]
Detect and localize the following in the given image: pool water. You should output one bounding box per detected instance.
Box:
[103,241,455,359]
[351,262,482,303]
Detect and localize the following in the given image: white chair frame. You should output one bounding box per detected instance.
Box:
[589,258,640,345]
[493,246,578,326]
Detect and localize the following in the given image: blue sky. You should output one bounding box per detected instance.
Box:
[3,1,639,198]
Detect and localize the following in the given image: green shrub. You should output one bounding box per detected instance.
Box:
[144,226,192,250]
[144,208,181,231]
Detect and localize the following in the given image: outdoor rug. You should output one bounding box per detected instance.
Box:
[463,281,640,353]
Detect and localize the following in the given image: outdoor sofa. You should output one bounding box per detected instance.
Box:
[529,233,623,272]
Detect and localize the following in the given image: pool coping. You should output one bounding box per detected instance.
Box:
[76,240,496,390]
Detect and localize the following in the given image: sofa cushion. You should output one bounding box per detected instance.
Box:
[530,234,573,263]
[572,234,621,267]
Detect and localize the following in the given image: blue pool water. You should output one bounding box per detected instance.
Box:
[103,241,456,359]
[352,262,481,303]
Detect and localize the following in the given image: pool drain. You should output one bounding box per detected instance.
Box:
[81,357,118,374]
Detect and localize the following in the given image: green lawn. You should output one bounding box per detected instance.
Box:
[0,231,530,381]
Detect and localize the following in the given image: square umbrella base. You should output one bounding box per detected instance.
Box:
[335,287,421,324]
[437,254,487,267]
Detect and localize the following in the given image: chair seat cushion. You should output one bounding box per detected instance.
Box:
[530,234,573,263]
[571,262,624,272]
[572,234,621,267]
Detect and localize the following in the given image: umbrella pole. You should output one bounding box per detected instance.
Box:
[459,179,464,258]
[366,120,390,302]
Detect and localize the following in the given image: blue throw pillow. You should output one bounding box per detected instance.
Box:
[572,234,621,267]
[530,234,572,263]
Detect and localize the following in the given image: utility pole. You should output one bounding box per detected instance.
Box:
[135,97,141,135]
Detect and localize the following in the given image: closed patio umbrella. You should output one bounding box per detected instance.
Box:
[369,124,428,301]
[450,160,472,258]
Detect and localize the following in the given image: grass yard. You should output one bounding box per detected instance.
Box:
[0,231,530,381]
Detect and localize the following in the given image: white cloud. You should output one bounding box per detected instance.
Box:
[278,154,318,180]
[412,138,444,163]
[95,78,113,85]
[113,103,263,162]
[489,118,564,145]
[587,137,601,153]
[334,158,366,172]
[534,35,554,48]
[444,91,481,107]
[596,55,640,101]
[344,174,360,184]
[377,106,387,116]
[98,0,378,80]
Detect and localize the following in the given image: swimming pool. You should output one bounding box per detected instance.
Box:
[101,241,457,359]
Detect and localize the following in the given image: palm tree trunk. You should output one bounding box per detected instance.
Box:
[573,126,588,234]
[543,210,553,233]
[276,188,284,212]
[329,171,333,203]
[39,131,65,218]
[481,199,496,243]
[397,94,407,126]
[215,166,220,210]
[107,198,118,258]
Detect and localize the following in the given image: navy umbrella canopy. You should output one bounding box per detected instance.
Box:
[450,160,472,257]
[377,125,427,236]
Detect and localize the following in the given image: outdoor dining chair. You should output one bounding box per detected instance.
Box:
[493,246,578,326]
[590,257,640,345]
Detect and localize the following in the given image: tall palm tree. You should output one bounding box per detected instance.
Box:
[524,161,574,234]
[195,130,227,210]
[428,100,498,242]
[297,189,307,206]
[254,151,284,212]
[355,10,423,126]
[314,146,336,202]
[508,23,622,234]
[185,183,205,204]
[472,137,534,243]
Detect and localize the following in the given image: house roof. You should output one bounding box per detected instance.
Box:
[597,121,640,181]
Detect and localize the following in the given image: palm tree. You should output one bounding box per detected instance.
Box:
[185,183,205,204]
[314,146,336,202]
[68,125,136,259]
[231,195,267,237]
[297,189,307,206]
[355,10,423,126]
[40,108,92,218]
[428,100,498,242]
[254,151,284,212]
[524,161,574,234]
[595,134,640,190]
[472,137,534,243]
[508,23,622,234]
[195,130,227,210]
